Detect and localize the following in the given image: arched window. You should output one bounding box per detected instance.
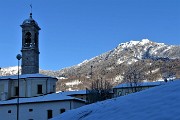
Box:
[25,32,31,47]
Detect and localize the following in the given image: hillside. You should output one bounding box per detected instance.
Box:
[51,80,180,120]
[56,39,180,91]
[1,39,180,91]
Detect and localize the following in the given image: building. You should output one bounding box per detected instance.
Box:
[58,90,87,101]
[0,93,85,120]
[0,74,57,100]
[0,12,85,120]
[113,81,163,97]
[0,12,57,101]
[21,13,41,74]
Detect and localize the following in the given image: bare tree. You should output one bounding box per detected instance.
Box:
[123,62,146,92]
[87,78,113,104]
[160,59,179,81]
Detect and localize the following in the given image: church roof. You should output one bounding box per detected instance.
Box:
[21,13,41,30]
[0,73,57,80]
[113,81,164,89]
[0,93,85,105]
[22,13,38,25]
[57,90,87,96]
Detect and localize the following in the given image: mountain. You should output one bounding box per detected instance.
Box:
[1,39,180,91]
[0,66,20,76]
[51,80,180,120]
[55,39,180,91]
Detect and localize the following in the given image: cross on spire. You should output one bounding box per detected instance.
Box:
[30,4,32,14]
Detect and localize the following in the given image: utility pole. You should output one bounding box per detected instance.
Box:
[16,54,22,120]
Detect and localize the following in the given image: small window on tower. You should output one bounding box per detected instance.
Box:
[25,32,32,47]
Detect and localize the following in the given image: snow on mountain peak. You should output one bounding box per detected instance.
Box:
[140,39,151,45]
[119,40,139,48]
[119,39,152,48]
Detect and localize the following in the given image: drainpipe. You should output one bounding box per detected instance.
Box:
[70,100,72,110]
[23,78,26,97]
[46,79,48,94]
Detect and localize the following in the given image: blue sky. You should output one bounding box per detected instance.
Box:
[0,0,179,70]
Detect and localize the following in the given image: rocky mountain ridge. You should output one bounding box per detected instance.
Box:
[1,39,180,91]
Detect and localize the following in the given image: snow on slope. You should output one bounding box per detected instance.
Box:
[51,80,180,120]
[0,66,20,75]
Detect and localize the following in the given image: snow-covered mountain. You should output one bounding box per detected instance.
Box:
[69,39,179,67]
[58,39,179,74]
[1,39,180,91]
[55,39,180,91]
[0,66,20,76]
[51,79,180,120]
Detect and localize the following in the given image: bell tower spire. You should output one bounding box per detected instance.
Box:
[20,12,41,74]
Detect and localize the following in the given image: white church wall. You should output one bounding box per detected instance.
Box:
[20,79,26,97]
[10,80,18,98]
[9,79,26,98]
[0,82,4,97]
[0,100,85,120]
[4,80,9,94]
[29,78,44,96]
[71,100,86,109]
[48,79,57,93]
[0,104,17,119]
[0,76,57,100]
[27,79,32,97]
[0,80,10,100]
[27,78,48,97]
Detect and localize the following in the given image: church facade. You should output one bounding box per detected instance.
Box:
[0,12,57,101]
[0,13,85,120]
[0,74,57,100]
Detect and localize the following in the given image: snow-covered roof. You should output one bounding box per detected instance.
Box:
[22,13,39,26]
[51,80,180,120]
[0,73,57,80]
[114,81,163,89]
[0,92,85,105]
[57,90,87,96]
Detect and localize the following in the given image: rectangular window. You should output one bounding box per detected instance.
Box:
[60,109,65,114]
[47,110,53,119]
[15,87,19,96]
[37,84,42,94]
[29,109,33,112]
[8,110,11,113]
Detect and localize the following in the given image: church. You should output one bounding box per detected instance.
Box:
[0,12,57,100]
[0,13,85,120]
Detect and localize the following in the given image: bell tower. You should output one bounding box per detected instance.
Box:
[21,13,41,74]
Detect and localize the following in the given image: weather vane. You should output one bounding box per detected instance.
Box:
[30,4,32,13]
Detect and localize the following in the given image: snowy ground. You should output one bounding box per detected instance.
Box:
[51,80,180,120]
